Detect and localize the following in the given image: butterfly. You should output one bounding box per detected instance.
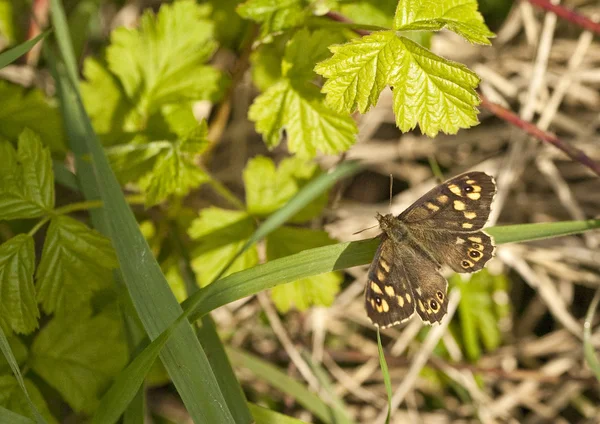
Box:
[365,172,497,328]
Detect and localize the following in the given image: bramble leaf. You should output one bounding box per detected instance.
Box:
[315,30,481,136]
[107,108,211,206]
[0,376,57,424]
[237,0,307,40]
[0,129,54,220]
[0,235,39,334]
[188,208,258,287]
[243,155,327,221]
[30,312,128,413]
[0,81,65,152]
[36,216,118,316]
[249,79,357,156]
[267,226,342,312]
[394,0,494,45]
[249,29,357,156]
[106,0,221,115]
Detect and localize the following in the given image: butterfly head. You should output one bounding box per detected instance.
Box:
[376,213,407,242]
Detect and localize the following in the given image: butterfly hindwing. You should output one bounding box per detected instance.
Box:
[365,237,415,328]
[401,243,449,324]
[426,230,495,273]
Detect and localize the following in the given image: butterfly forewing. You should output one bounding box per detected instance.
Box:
[365,237,415,328]
[399,172,496,233]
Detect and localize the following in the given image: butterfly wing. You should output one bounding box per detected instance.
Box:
[365,237,415,328]
[398,172,496,232]
[365,238,450,327]
[399,172,496,273]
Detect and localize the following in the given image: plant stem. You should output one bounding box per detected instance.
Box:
[527,0,600,36]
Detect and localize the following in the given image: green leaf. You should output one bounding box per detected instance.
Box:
[139,121,210,206]
[338,0,396,28]
[0,129,55,220]
[0,81,65,153]
[0,235,39,334]
[188,208,258,287]
[282,28,346,81]
[314,30,481,136]
[249,79,357,156]
[243,155,327,221]
[0,377,56,424]
[268,226,342,312]
[249,403,309,423]
[393,0,494,45]
[0,31,50,69]
[251,40,285,92]
[30,312,128,413]
[0,406,35,424]
[81,58,136,136]
[0,335,27,375]
[36,216,118,315]
[450,270,504,361]
[106,0,221,117]
[237,0,307,40]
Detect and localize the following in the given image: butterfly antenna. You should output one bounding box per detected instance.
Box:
[352,224,378,236]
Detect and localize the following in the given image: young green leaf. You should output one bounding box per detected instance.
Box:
[106,0,221,116]
[0,129,55,220]
[267,226,342,312]
[0,82,65,153]
[188,208,259,287]
[243,155,327,221]
[36,216,118,315]
[0,235,39,334]
[30,312,128,414]
[315,30,481,136]
[249,80,357,156]
[0,377,56,424]
[394,0,494,45]
[237,0,307,40]
[338,0,396,27]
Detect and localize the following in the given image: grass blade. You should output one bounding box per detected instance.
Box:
[487,220,600,244]
[376,329,392,424]
[0,327,45,423]
[0,31,50,69]
[0,406,35,424]
[249,403,309,424]
[228,348,350,424]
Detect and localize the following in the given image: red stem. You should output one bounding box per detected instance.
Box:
[479,95,600,177]
[527,0,600,36]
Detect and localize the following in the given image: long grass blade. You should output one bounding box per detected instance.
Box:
[583,287,600,382]
[0,31,50,69]
[376,329,392,424]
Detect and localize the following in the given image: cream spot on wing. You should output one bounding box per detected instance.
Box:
[437,195,449,204]
[456,237,466,244]
[468,236,482,243]
[466,179,476,184]
[370,299,375,308]
[385,286,395,297]
[376,303,383,313]
[453,200,466,211]
[472,185,482,192]
[370,282,383,294]
[377,269,386,281]
[464,211,477,220]
[418,300,426,312]
[449,184,462,196]
[462,223,474,229]
[397,296,405,307]
[467,192,481,200]
[425,202,439,211]
[380,259,390,272]
[406,293,412,304]
[381,299,389,312]
[415,287,422,296]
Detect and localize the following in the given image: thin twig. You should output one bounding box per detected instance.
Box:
[527,0,600,36]
[479,95,600,177]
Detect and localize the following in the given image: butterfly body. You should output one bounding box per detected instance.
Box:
[365,172,497,328]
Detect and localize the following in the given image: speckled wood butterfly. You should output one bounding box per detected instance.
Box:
[365,172,497,328]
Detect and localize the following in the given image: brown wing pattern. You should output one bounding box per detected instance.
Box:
[398,172,496,232]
